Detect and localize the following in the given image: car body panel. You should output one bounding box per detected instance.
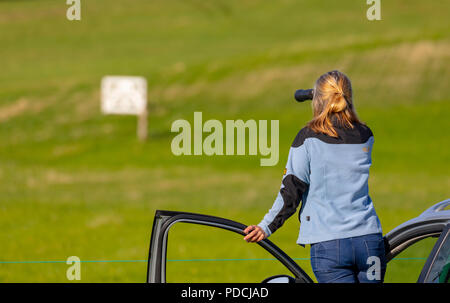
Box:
[384,199,450,261]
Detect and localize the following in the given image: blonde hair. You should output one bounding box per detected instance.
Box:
[307,70,362,137]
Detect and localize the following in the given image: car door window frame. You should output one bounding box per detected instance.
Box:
[147,211,313,283]
[417,224,450,283]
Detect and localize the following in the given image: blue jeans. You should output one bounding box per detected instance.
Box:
[310,233,387,283]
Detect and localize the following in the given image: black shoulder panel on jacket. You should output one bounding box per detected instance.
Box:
[291,123,373,147]
[291,127,312,147]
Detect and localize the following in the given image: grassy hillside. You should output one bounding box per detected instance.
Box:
[0,0,449,282]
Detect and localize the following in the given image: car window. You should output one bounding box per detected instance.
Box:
[165,222,294,282]
[384,237,438,282]
[423,229,450,283]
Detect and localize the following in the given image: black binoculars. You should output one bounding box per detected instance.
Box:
[294,89,314,102]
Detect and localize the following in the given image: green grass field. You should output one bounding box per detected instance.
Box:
[0,0,449,282]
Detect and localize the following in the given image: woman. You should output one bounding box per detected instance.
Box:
[243,70,386,283]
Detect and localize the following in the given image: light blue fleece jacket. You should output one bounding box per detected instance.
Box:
[258,123,382,245]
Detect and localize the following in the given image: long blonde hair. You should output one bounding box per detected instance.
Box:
[307,70,362,137]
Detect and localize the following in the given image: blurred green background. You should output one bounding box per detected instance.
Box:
[0,0,449,282]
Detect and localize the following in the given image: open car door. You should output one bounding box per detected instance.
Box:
[146,210,313,283]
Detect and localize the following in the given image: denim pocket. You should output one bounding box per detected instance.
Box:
[312,240,339,273]
[365,240,382,255]
[364,236,386,266]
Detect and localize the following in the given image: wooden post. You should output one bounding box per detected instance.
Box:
[137,108,148,141]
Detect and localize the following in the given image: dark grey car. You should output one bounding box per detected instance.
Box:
[147,199,450,283]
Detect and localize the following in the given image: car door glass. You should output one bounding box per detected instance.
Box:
[165,222,293,282]
[424,230,450,283]
[385,237,438,282]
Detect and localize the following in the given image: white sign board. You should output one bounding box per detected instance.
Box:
[101,76,147,115]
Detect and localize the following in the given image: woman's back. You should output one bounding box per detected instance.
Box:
[293,122,382,244]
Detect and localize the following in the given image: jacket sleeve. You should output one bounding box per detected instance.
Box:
[257,142,310,237]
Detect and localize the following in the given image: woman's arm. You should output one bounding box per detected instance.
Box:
[244,134,310,243]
